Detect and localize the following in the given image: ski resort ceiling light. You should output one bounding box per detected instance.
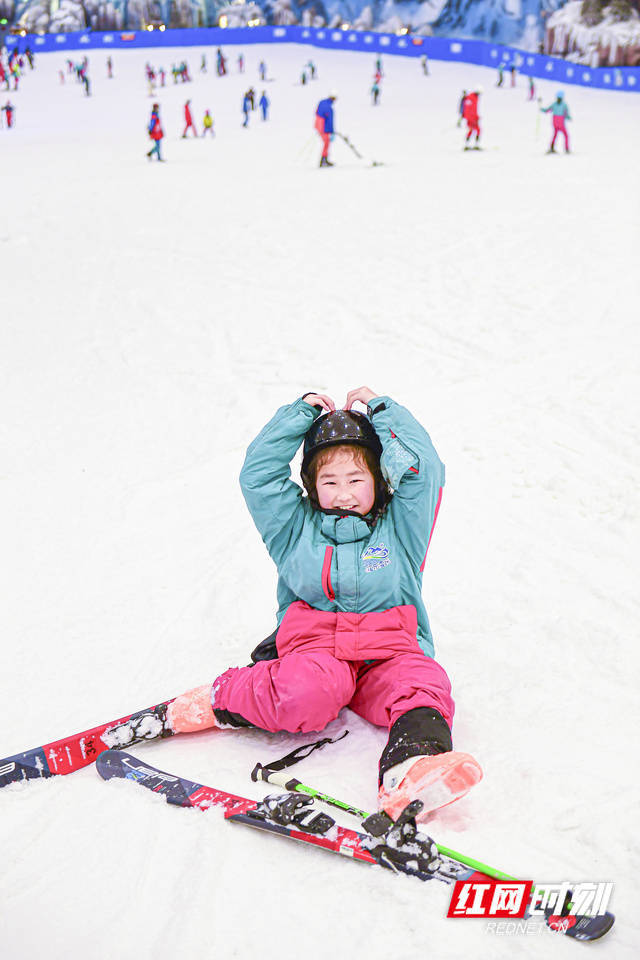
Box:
[159,24,166,31]
[396,27,409,36]
[248,18,261,26]
[219,15,228,27]
[341,22,350,30]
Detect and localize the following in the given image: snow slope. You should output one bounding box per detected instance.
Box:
[1,41,639,960]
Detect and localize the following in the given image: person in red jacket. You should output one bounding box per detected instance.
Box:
[146,103,165,161]
[182,99,197,138]
[462,86,482,150]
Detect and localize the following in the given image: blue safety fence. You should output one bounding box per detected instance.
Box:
[6,25,639,94]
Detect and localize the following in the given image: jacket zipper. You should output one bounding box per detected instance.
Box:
[321,545,335,602]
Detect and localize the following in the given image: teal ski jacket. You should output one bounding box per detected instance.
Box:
[239,396,445,657]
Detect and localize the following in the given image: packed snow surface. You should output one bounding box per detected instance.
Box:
[1,41,639,960]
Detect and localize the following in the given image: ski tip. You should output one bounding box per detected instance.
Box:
[96,749,129,779]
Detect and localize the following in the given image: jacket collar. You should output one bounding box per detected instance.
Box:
[320,510,372,544]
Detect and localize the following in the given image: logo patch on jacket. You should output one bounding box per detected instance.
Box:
[362,543,391,573]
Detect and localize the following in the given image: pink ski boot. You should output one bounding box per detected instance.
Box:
[378,751,483,822]
[166,684,220,733]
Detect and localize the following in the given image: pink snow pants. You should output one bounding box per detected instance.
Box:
[213,601,454,735]
[551,115,569,152]
[314,115,331,159]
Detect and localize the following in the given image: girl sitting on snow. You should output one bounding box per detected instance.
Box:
[165,388,482,822]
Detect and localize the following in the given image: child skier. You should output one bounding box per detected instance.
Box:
[162,388,482,823]
[202,109,214,137]
[541,90,571,153]
[462,87,482,149]
[315,91,337,167]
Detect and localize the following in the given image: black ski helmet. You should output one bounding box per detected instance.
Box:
[301,409,382,477]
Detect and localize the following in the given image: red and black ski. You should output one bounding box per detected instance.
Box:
[0,700,175,788]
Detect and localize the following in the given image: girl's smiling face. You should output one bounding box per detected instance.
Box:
[314,447,376,516]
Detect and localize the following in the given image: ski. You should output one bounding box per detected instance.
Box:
[97,749,468,882]
[97,750,614,941]
[0,700,175,789]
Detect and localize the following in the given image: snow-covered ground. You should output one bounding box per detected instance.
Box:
[1,41,639,959]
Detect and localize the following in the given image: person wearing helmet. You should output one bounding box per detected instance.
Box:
[540,90,572,153]
[315,91,337,167]
[163,388,482,823]
[462,87,482,150]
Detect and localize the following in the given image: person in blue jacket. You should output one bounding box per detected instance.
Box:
[242,89,252,127]
[315,91,337,167]
[164,387,482,823]
[259,90,269,121]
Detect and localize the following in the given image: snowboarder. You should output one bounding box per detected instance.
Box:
[201,54,207,73]
[237,53,244,73]
[462,87,482,150]
[497,63,504,87]
[541,90,571,153]
[107,56,113,78]
[371,80,380,106]
[510,64,517,87]
[315,91,337,167]
[182,100,197,138]
[259,60,267,82]
[217,48,226,76]
[259,90,269,121]
[202,109,214,137]
[527,75,535,101]
[146,103,164,161]
[306,60,316,80]
[163,388,482,824]
[421,54,429,76]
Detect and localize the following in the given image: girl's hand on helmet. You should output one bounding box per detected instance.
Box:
[345,387,377,410]
[303,393,336,413]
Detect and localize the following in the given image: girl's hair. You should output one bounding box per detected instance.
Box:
[302,444,392,524]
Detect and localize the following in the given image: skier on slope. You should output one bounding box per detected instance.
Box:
[541,90,571,154]
[164,388,483,823]
[315,91,337,167]
[146,103,164,161]
[462,87,482,150]
[182,99,197,138]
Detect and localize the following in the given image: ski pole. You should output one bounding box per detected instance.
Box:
[252,765,515,881]
[336,131,363,159]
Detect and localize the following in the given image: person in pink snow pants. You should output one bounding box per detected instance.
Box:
[163,387,482,825]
